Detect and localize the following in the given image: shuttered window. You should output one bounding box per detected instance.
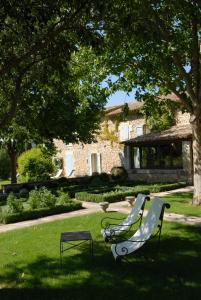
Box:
[120,123,129,141]
[65,153,74,176]
[136,125,144,137]
[89,153,102,175]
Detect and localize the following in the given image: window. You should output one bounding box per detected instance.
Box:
[65,153,74,176]
[119,123,129,141]
[130,142,183,169]
[89,153,101,175]
[135,125,146,137]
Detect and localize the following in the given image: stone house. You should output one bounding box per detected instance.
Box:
[54,96,193,184]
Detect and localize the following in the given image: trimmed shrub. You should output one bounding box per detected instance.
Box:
[28,188,56,209]
[0,148,11,180]
[89,173,111,187]
[75,187,150,203]
[40,188,57,208]
[111,166,128,182]
[148,182,187,193]
[6,192,23,214]
[18,148,54,182]
[28,189,41,209]
[0,202,82,224]
[56,190,71,206]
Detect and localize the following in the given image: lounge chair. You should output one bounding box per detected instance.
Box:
[111,198,170,261]
[101,193,150,242]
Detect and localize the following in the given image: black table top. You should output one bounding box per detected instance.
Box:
[60,231,92,242]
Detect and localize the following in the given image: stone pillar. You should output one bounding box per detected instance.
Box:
[123,145,131,170]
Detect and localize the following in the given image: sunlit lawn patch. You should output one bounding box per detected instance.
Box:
[0,212,201,299]
[145,192,201,217]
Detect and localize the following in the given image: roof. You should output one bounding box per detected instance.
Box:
[106,101,143,117]
[123,124,192,146]
[105,93,181,117]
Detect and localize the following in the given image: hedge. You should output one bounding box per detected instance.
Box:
[75,187,150,203]
[148,182,187,193]
[0,202,82,224]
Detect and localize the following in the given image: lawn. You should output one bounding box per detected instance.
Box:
[148,192,201,217]
[0,212,201,300]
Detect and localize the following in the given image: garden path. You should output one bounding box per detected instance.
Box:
[0,185,200,233]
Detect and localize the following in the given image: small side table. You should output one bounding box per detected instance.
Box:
[60,231,93,265]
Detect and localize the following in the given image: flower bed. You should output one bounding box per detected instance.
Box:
[0,188,82,224]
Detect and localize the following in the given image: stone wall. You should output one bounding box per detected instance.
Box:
[128,169,187,183]
[55,107,193,182]
[54,112,147,177]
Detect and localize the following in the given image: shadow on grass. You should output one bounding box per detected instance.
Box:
[0,224,201,300]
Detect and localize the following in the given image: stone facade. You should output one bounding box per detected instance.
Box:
[54,110,147,177]
[54,102,193,183]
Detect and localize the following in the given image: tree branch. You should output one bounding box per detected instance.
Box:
[150,9,197,103]
[0,61,35,128]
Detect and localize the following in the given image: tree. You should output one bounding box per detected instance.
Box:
[0,45,109,183]
[98,0,201,204]
[0,2,109,183]
[0,0,104,129]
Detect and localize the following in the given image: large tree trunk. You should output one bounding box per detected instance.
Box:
[7,141,17,184]
[191,117,201,205]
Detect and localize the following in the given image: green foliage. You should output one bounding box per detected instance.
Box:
[148,182,187,193]
[142,99,177,132]
[52,157,63,174]
[75,182,187,203]
[0,202,82,224]
[28,190,41,210]
[56,190,71,206]
[111,166,128,182]
[0,148,11,180]
[40,188,57,208]
[6,192,23,214]
[28,188,56,209]
[75,187,150,203]
[89,173,111,187]
[18,148,54,182]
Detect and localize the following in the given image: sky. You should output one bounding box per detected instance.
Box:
[106,89,136,107]
[103,75,137,107]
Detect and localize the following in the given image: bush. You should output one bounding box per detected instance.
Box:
[0,202,82,224]
[6,192,23,214]
[75,187,150,203]
[56,190,71,205]
[28,188,56,209]
[0,148,11,180]
[111,166,128,182]
[40,188,57,208]
[148,182,187,193]
[28,189,41,209]
[89,173,110,187]
[18,148,54,182]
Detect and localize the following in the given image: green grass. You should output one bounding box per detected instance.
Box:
[145,192,201,217]
[0,212,201,299]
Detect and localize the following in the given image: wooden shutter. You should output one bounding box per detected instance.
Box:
[97,153,102,173]
[65,153,74,176]
[88,154,92,176]
[136,125,144,137]
[120,123,129,141]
